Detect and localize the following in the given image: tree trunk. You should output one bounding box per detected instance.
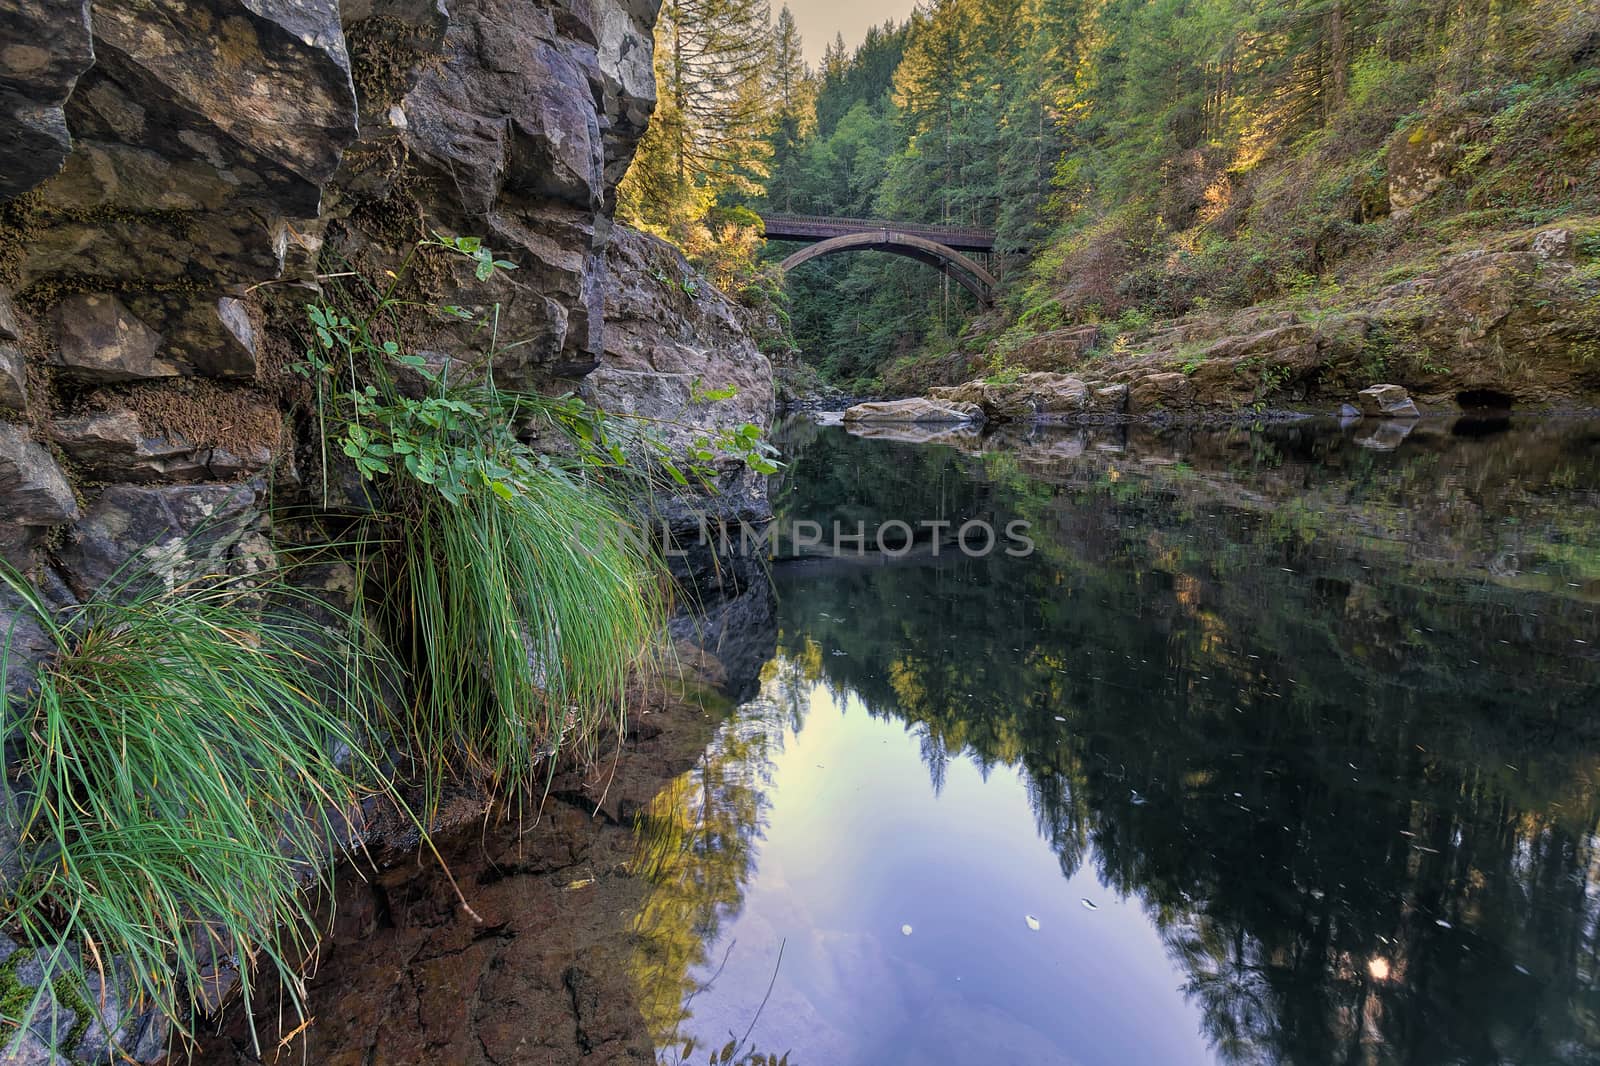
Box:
[1329,0,1348,112]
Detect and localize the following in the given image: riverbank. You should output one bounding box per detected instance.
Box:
[865,220,1600,422]
[0,0,780,1058]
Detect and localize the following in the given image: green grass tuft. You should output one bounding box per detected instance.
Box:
[372,436,667,808]
[298,235,680,811]
[1,562,396,1057]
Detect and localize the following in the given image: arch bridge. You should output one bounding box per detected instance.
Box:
[761,214,1001,306]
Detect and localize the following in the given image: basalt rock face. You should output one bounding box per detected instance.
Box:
[0,0,673,645]
[0,0,663,726]
[585,225,774,522]
[585,226,776,640]
[2,0,660,384]
[0,1,775,1062]
[0,0,94,200]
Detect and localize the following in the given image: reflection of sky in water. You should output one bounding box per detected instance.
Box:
[661,678,1216,1065]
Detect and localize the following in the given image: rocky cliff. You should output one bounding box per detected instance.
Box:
[887,219,1600,417]
[1,0,657,571]
[0,0,771,1060]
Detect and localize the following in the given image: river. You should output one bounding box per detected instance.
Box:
[634,415,1600,1066]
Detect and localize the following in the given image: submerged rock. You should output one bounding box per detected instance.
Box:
[1355,419,1418,450]
[189,653,749,1066]
[844,422,985,445]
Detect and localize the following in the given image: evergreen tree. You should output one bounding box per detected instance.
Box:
[620,0,775,236]
[765,7,817,213]
[626,0,1600,388]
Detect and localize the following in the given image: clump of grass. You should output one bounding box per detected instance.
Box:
[378,438,667,803]
[0,562,395,1057]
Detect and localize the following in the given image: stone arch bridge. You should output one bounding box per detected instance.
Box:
[761,214,1001,306]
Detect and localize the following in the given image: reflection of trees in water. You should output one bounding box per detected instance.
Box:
[767,424,1600,1064]
[629,663,809,1063]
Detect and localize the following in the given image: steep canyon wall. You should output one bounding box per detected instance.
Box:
[0,1,771,1060]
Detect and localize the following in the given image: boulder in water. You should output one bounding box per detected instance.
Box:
[843,398,985,424]
[1357,384,1421,419]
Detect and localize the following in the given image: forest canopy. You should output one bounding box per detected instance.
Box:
[620,0,1600,390]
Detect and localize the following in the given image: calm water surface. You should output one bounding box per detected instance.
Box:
[633,418,1600,1066]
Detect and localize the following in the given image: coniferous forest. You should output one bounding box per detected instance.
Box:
[620,0,1600,393]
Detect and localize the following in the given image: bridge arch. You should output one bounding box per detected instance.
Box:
[777,230,998,306]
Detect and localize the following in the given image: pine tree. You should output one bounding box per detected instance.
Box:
[888,0,967,226]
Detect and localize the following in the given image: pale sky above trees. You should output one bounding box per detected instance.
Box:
[786,0,914,64]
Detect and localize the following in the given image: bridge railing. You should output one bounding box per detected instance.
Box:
[760,213,997,248]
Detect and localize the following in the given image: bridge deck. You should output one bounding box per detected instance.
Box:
[760,213,996,252]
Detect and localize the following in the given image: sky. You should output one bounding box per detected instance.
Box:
[781,0,917,67]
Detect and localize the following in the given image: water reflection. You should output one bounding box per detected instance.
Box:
[632,419,1600,1065]
[629,684,788,1062]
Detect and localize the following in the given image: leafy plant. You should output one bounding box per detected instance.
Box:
[297,239,778,496]
[430,233,519,281]
[984,362,1023,385]
[1113,307,1153,334]
[690,377,741,404]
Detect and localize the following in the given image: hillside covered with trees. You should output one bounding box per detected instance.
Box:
[622,0,1600,398]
